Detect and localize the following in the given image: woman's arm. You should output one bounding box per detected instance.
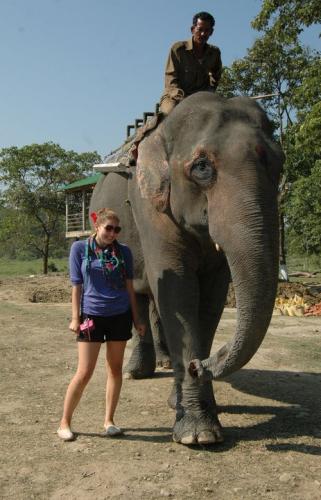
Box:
[126,279,146,336]
[69,284,82,333]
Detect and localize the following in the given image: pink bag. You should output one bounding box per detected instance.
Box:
[79,318,95,340]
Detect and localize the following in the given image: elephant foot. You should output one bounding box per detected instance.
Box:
[156,356,172,369]
[123,342,156,379]
[172,412,224,446]
[154,341,172,369]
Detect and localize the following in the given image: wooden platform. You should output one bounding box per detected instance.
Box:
[93,162,128,173]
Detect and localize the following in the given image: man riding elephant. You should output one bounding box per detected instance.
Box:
[104,11,222,168]
[159,11,222,115]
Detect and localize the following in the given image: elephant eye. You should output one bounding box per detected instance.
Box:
[190,158,216,187]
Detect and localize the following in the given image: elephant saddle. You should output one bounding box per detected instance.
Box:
[101,113,164,170]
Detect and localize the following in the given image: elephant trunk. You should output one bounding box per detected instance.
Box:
[194,194,279,380]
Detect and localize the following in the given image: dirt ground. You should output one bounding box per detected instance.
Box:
[1,275,321,500]
[1,273,321,307]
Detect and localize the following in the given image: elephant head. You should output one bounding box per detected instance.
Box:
[136,92,284,380]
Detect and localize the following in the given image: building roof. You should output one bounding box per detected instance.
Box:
[62,173,103,191]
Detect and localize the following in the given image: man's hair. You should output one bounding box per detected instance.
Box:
[192,12,215,28]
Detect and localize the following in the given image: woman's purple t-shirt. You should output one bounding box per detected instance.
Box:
[69,240,134,317]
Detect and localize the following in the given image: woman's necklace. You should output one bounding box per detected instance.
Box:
[86,236,126,288]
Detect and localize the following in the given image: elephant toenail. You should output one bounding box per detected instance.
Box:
[180,434,197,445]
[197,431,217,444]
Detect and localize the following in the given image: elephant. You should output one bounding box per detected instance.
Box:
[90,92,284,445]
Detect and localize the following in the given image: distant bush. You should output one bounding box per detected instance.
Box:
[48,262,59,272]
[287,254,321,273]
[0,258,68,276]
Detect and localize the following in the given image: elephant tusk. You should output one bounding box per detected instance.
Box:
[215,243,220,252]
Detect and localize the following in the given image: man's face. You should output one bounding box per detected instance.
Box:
[191,18,213,46]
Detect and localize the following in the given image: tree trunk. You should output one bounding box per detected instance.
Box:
[277,91,287,266]
[43,233,50,274]
[279,210,286,265]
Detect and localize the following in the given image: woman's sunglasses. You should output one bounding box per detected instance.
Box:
[104,224,121,234]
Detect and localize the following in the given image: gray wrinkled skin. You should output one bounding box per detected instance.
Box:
[90,93,284,445]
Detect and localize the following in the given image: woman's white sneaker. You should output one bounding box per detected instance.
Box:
[103,425,123,437]
[57,427,74,441]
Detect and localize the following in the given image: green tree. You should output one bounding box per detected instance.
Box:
[285,97,321,183]
[216,67,239,98]
[228,32,316,141]
[252,0,321,37]
[0,143,101,273]
[286,161,321,254]
[284,90,321,255]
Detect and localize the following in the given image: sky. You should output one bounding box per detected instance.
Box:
[0,0,319,158]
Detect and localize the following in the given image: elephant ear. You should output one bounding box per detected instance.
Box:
[136,130,170,212]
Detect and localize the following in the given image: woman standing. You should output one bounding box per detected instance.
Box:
[58,208,145,441]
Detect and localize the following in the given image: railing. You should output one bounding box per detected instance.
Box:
[67,212,88,230]
[65,191,92,237]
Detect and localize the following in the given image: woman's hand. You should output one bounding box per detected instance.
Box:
[69,318,80,334]
[126,279,146,337]
[70,285,82,334]
[135,322,146,337]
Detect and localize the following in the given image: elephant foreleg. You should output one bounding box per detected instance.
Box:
[195,259,230,413]
[124,296,172,378]
[167,260,229,412]
[149,299,171,369]
[151,269,224,445]
[124,294,156,379]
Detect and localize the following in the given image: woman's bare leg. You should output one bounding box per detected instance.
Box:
[60,342,101,429]
[104,340,127,428]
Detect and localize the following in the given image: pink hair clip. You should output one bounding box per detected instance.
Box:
[90,212,97,223]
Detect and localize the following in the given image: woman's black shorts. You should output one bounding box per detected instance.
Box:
[77,309,133,343]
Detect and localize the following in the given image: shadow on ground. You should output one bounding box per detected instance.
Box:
[209,368,321,455]
[75,427,172,443]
